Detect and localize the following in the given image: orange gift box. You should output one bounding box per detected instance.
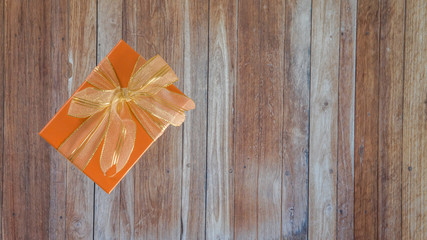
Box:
[39,40,194,193]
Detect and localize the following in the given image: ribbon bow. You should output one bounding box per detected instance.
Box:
[58,55,195,177]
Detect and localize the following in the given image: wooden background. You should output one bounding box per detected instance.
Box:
[0,0,426,239]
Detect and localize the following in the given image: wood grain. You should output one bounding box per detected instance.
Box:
[1,0,427,238]
[234,0,262,233]
[337,0,357,239]
[3,0,53,239]
[94,0,123,239]
[257,0,284,238]
[26,1,53,238]
[3,2,29,238]
[378,0,405,239]
[119,170,135,240]
[402,0,427,239]
[66,0,96,239]
[0,0,4,236]
[282,0,311,238]
[308,0,340,238]
[49,0,69,239]
[206,0,237,239]
[181,0,209,239]
[125,0,184,238]
[354,0,380,238]
[234,0,283,238]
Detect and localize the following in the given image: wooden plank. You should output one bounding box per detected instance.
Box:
[2,0,53,239]
[181,0,208,239]
[0,0,4,236]
[378,0,405,238]
[234,0,283,238]
[24,6,54,237]
[337,0,357,238]
[24,1,53,238]
[234,0,262,237]
[402,0,427,239]
[66,0,96,239]
[119,169,135,240]
[2,0,26,239]
[96,0,123,60]
[354,0,380,239]
[257,0,284,237]
[206,0,237,239]
[282,0,311,238]
[308,0,340,238]
[94,0,123,239]
[124,0,184,238]
[48,0,69,239]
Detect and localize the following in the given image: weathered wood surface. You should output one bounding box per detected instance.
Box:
[234,0,266,237]
[235,0,284,239]
[282,0,311,239]
[402,0,427,239]
[337,0,357,239]
[309,0,340,239]
[206,0,236,239]
[378,0,405,239]
[4,0,52,239]
[1,0,426,239]
[0,0,4,237]
[355,0,380,238]
[181,0,209,238]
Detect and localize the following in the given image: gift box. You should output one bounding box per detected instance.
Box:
[39,40,195,193]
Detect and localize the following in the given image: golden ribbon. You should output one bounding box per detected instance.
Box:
[58,55,195,177]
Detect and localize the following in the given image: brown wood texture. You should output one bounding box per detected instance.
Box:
[0,0,4,236]
[181,0,209,238]
[309,0,340,238]
[337,0,357,239]
[378,0,405,238]
[49,0,69,238]
[235,0,284,238]
[1,0,427,239]
[3,0,52,239]
[282,0,311,239]
[355,0,380,238]
[234,0,265,237]
[402,0,427,239]
[206,0,236,239]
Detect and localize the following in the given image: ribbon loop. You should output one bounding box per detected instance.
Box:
[58,55,195,176]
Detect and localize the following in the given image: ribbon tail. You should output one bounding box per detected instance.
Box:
[58,109,110,170]
[100,102,136,176]
[128,101,168,141]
